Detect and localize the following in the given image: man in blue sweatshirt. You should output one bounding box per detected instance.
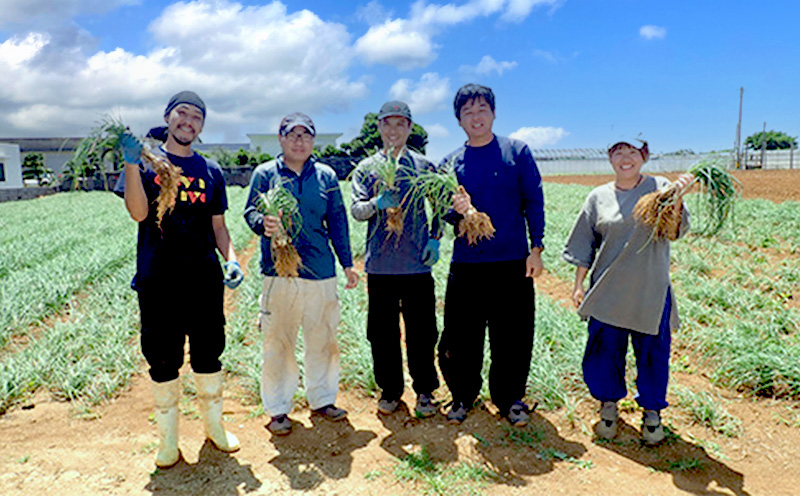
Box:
[438,84,545,427]
[244,112,358,436]
[351,101,441,418]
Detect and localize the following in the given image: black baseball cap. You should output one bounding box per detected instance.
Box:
[377,101,412,121]
[279,112,316,136]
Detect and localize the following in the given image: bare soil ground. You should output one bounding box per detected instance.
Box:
[2,170,799,496]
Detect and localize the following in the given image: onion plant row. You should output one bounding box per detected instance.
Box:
[0,192,135,348]
[0,187,253,413]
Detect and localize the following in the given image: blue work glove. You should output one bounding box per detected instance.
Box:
[120,133,143,165]
[375,190,400,210]
[223,261,244,289]
[421,239,440,266]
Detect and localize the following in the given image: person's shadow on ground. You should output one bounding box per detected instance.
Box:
[144,440,262,495]
[267,414,376,491]
[594,418,750,496]
[377,400,588,492]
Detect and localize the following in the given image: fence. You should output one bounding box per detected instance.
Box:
[533,153,715,175]
[741,148,795,170]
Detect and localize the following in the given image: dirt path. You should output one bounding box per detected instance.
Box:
[1,170,799,495]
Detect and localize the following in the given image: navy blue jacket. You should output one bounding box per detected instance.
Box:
[244,156,353,279]
[441,135,545,264]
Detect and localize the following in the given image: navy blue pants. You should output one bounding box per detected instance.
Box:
[582,290,672,411]
[367,273,440,400]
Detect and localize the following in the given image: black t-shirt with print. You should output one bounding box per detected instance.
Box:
[115,150,228,291]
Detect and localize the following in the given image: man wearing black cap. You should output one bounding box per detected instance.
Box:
[117,90,243,468]
[244,112,358,436]
[350,101,441,418]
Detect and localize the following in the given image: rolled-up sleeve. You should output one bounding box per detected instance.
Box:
[562,196,597,268]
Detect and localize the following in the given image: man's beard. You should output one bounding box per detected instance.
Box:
[173,135,193,147]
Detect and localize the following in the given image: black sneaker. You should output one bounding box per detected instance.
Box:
[507,400,530,427]
[377,397,400,415]
[447,401,468,424]
[415,393,437,418]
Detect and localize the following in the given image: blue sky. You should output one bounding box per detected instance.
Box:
[1,0,798,161]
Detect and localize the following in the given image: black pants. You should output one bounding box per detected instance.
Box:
[367,273,440,400]
[438,259,535,414]
[137,268,226,383]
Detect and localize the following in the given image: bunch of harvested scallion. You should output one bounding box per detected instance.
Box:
[141,140,183,229]
[255,180,303,277]
[365,148,413,237]
[633,155,741,241]
[70,116,182,228]
[411,162,495,245]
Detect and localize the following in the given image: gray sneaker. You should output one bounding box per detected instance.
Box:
[414,393,437,418]
[313,404,348,421]
[377,397,400,415]
[446,401,468,424]
[642,410,665,445]
[596,401,618,439]
[267,414,292,436]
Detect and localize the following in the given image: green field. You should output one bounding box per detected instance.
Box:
[1,183,799,418]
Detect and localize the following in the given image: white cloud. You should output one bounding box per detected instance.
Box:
[356,0,394,26]
[422,123,450,138]
[639,25,667,40]
[0,0,138,28]
[510,126,569,148]
[354,19,438,69]
[389,73,450,115]
[354,0,563,69]
[501,0,562,22]
[0,1,367,139]
[460,55,517,77]
[0,33,48,67]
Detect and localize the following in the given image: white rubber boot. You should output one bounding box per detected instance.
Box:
[152,378,181,468]
[195,372,240,453]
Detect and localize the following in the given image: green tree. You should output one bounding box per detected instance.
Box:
[21,153,53,186]
[745,130,797,150]
[201,147,273,168]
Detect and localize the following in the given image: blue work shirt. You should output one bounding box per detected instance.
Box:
[351,148,438,275]
[244,155,353,279]
[441,135,545,264]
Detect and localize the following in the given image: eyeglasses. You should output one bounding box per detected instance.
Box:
[283,132,314,143]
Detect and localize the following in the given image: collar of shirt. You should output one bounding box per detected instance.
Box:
[276,154,315,177]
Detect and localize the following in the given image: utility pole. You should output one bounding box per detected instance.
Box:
[735,87,743,168]
[760,121,767,169]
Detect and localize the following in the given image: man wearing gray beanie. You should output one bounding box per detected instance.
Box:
[114,90,244,468]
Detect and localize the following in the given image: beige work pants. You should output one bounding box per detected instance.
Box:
[259,276,341,417]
